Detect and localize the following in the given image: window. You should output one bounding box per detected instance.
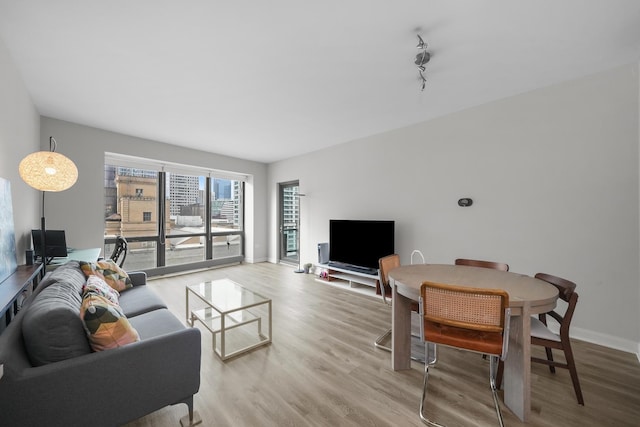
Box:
[210,178,243,259]
[104,153,246,275]
[165,171,207,267]
[104,165,159,271]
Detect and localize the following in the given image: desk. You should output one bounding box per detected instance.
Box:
[0,264,44,327]
[389,264,558,422]
[48,248,102,269]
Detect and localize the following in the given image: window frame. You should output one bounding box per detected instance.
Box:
[104,153,246,276]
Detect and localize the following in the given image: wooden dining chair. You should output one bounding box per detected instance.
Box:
[375,255,433,363]
[375,254,409,350]
[455,258,510,272]
[419,281,511,427]
[496,272,584,405]
[376,254,401,307]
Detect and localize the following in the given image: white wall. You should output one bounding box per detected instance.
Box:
[0,37,40,264]
[39,118,269,263]
[268,63,640,354]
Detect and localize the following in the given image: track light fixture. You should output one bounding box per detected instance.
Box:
[415,34,431,91]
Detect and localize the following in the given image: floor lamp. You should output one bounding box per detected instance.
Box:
[293,192,306,273]
[19,136,78,264]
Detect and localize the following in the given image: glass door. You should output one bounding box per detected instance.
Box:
[279,181,300,265]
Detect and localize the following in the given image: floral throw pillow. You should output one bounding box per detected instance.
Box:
[80,294,140,351]
[80,259,132,292]
[83,274,120,305]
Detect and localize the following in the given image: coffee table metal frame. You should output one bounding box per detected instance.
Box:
[186,278,272,361]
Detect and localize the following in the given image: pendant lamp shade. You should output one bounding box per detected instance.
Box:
[19,150,78,192]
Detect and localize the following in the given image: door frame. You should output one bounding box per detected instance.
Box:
[278,180,300,265]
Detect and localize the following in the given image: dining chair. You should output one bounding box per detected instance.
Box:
[455,258,509,272]
[411,249,426,265]
[496,272,584,405]
[419,281,511,427]
[375,255,433,363]
[375,254,405,350]
[109,235,128,268]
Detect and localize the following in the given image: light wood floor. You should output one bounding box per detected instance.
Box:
[125,262,640,427]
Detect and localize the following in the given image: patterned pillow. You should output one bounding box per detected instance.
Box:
[80,294,140,351]
[80,259,132,292]
[83,274,120,305]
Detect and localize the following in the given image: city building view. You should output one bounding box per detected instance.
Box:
[281,185,300,259]
[104,165,243,270]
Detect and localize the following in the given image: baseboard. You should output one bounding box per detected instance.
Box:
[570,326,639,357]
[243,256,267,263]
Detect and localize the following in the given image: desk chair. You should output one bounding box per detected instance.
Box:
[109,236,128,268]
[419,281,511,427]
[375,255,434,363]
[455,258,509,272]
[496,272,584,405]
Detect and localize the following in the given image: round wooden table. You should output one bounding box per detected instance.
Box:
[389,264,559,422]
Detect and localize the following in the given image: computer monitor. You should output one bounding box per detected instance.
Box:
[32,229,68,263]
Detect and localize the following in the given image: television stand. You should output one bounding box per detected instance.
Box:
[316,263,379,290]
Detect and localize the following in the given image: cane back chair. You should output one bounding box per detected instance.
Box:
[419,281,511,427]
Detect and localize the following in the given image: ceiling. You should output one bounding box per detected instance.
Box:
[1,1,639,163]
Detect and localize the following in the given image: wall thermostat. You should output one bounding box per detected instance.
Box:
[458,198,473,207]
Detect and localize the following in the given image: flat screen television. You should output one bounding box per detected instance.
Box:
[32,229,68,262]
[329,219,394,272]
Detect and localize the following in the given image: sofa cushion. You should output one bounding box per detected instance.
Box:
[80,259,132,292]
[128,308,188,339]
[80,294,140,351]
[22,265,91,366]
[119,285,167,318]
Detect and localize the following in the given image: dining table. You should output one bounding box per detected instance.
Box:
[388,263,559,422]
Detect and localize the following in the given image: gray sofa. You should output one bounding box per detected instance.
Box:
[0,261,201,426]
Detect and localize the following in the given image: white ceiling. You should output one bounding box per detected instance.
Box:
[1,1,639,163]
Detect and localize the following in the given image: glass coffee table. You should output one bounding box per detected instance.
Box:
[186,278,272,361]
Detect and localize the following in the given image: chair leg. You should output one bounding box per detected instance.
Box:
[545,346,556,373]
[419,344,444,427]
[495,359,504,390]
[563,342,585,405]
[490,356,506,427]
[374,328,392,352]
[375,329,437,365]
[426,343,437,365]
[502,342,584,406]
[419,347,504,427]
